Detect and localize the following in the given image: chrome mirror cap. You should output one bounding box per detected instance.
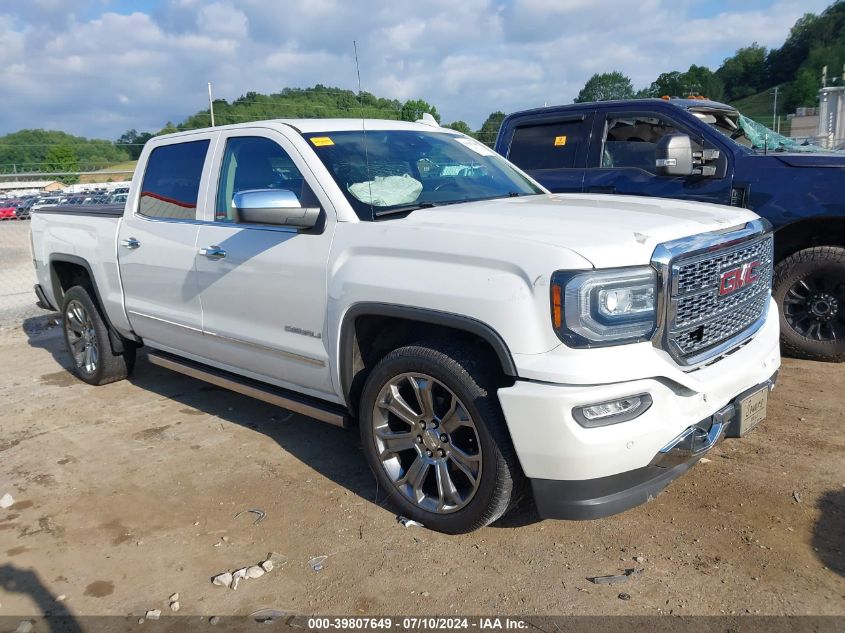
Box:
[233,189,319,229]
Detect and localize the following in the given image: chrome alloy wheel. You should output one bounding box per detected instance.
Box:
[65,299,98,374]
[373,373,482,514]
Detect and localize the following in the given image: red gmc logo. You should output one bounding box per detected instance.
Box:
[719,260,761,296]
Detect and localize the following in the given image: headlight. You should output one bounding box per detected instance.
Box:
[551,267,657,346]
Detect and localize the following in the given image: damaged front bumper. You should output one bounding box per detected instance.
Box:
[530,372,778,520]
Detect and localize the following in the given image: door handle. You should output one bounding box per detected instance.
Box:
[199,245,227,259]
[587,186,617,194]
[121,237,141,249]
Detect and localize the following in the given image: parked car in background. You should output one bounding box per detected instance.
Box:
[0,200,17,220]
[31,118,779,533]
[32,196,62,211]
[496,98,845,362]
[15,197,36,220]
[109,192,128,205]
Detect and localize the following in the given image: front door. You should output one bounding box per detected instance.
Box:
[583,110,733,205]
[118,136,214,353]
[194,130,335,398]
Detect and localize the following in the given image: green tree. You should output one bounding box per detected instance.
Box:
[45,144,80,184]
[716,43,767,100]
[445,120,473,135]
[399,99,440,123]
[116,129,154,160]
[477,111,506,146]
[574,71,635,103]
[648,65,724,101]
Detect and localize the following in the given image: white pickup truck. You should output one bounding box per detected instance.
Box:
[30,118,780,533]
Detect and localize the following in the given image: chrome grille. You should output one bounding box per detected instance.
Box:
[652,223,774,367]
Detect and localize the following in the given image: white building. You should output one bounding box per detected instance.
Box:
[0,180,64,197]
[818,86,845,149]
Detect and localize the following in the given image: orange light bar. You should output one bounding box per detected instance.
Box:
[552,284,562,329]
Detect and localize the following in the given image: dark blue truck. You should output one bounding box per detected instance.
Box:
[495,98,845,362]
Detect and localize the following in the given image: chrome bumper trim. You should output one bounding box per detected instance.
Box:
[650,373,777,468]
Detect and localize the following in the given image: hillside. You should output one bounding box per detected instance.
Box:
[78,160,137,184]
[161,85,437,134]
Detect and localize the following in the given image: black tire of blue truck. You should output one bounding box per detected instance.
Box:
[773,246,845,363]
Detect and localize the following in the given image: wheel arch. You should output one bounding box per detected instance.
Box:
[773,217,845,262]
[338,303,518,415]
[49,254,132,353]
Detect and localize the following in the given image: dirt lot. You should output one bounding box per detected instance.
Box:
[0,317,843,619]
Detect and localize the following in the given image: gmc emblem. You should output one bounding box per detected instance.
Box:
[719,260,761,296]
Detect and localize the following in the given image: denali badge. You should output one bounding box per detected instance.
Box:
[719,260,761,297]
[284,325,322,339]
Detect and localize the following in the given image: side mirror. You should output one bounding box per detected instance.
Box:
[655,134,695,176]
[655,134,720,178]
[233,189,320,229]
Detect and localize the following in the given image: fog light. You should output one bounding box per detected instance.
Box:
[572,394,653,428]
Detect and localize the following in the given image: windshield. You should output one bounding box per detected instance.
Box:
[691,108,840,153]
[302,130,543,220]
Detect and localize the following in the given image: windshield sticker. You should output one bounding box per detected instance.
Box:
[554,135,567,146]
[454,137,497,157]
[310,136,335,147]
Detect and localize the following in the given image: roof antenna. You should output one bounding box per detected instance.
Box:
[353,40,374,219]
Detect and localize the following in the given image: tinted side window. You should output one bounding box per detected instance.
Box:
[602,116,679,174]
[139,140,209,219]
[507,120,583,170]
[215,136,307,222]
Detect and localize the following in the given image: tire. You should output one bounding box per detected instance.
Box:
[61,285,136,385]
[773,246,845,362]
[358,342,522,534]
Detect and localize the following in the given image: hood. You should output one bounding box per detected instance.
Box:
[773,153,845,169]
[402,194,760,268]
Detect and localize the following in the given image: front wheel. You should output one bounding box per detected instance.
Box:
[359,343,522,534]
[61,285,136,385]
[773,246,845,362]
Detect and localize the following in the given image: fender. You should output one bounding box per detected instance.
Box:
[48,253,137,352]
[338,302,518,407]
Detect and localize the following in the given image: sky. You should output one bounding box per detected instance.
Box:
[0,0,834,139]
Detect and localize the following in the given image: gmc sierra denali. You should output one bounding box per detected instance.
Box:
[31,118,780,533]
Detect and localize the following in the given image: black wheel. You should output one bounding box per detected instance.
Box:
[773,246,845,362]
[359,342,522,534]
[61,285,136,385]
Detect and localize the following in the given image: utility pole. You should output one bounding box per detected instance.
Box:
[208,82,216,127]
[771,85,779,130]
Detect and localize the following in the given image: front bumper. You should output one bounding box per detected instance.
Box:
[529,373,776,520]
[497,297,781,519]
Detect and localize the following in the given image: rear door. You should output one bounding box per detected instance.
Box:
[582,107,733,205]
[193,128,336,398]
[118,135,215,353]
[500,113,594,193]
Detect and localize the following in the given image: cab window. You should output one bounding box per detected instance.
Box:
[215,136,311,222]
[507,119,583,170]
[601,115,680,174]
[139,140,209,220]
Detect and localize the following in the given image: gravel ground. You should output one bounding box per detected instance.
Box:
[0,317,843,619]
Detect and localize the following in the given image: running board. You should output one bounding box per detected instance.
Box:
[147,350,349,428]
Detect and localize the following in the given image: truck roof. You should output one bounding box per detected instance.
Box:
[504,98,738,120]
[153,118,450,141]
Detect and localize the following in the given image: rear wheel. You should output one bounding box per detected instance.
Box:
[773,246,845,362]
[359,342,522,534]
[61,285,135,385]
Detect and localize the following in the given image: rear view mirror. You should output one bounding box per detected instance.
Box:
[233,189,320,229]
[655,134,719,178]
